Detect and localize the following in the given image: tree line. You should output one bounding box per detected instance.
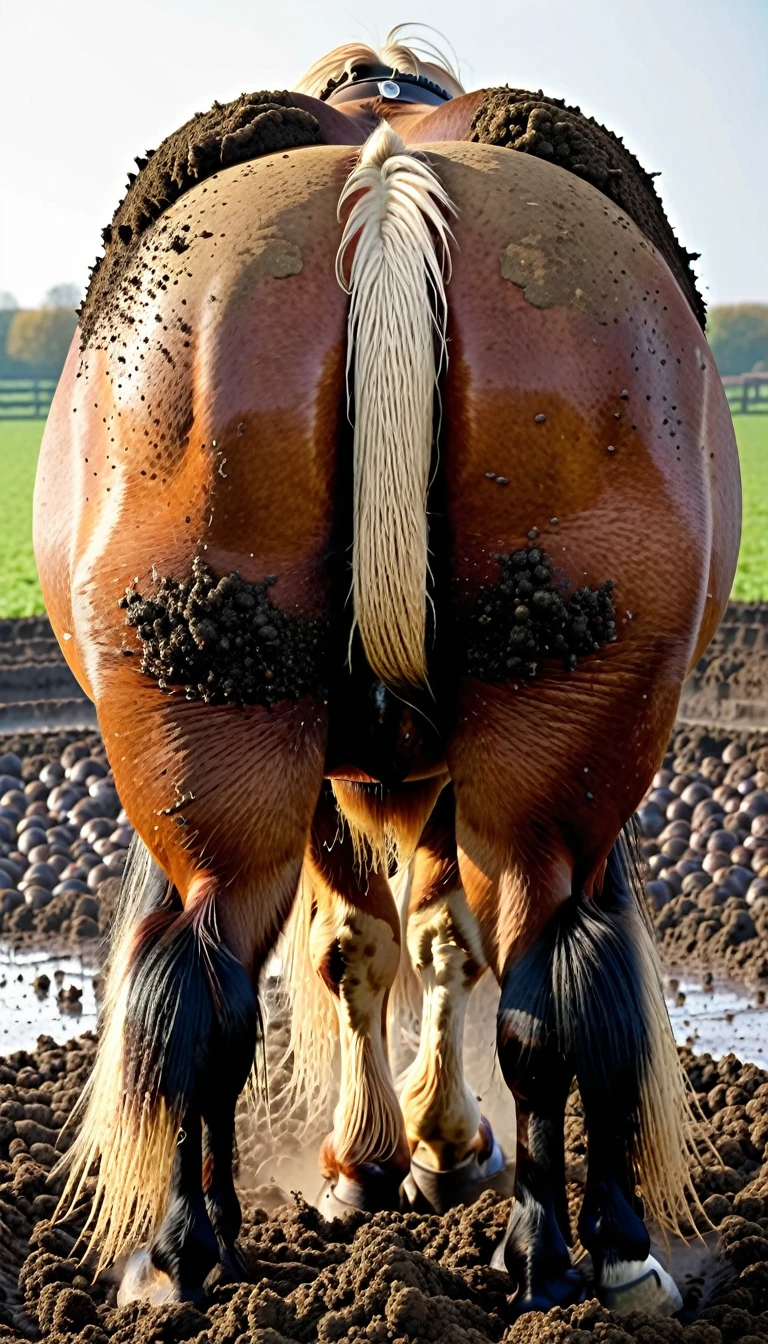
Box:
[0,291,766,381]
[0,287,80,380]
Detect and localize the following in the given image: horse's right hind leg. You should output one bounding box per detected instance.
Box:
[448,680,692,1318]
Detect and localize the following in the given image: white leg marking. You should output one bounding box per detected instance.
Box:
[310,902,404,1173]
[399,891,486,1169]
[117,1247,175,1307]
[599,1254,683,1316]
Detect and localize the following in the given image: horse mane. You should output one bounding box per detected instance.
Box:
[295,24,465,100]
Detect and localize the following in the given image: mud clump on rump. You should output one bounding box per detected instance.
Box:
[462,543,616,682]
[120,556,329,706]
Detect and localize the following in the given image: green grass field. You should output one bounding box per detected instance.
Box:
[0,412,766,618]
[0,420,48,617]
[731,413,768,602]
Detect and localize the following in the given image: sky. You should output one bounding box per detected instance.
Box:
[1,0,766,311]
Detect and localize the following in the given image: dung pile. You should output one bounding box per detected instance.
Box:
[4,1036,768,1341]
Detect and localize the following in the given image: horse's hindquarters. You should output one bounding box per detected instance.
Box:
[425,141,740,920]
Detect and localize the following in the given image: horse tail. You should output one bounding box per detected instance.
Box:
[272,867,339,1145]
[55,839,256,1270]
[336,122,454,689]
[554,828,704,1236]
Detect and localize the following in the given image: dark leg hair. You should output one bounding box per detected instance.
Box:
[497,839,684,1317]
[573,841,682,1314]
[201,1007,260,1277]
[149,1110,220,1300]
[122,896,258,1298]
[496,927,583,1315]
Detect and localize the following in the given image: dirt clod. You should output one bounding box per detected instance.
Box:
[1,1037,768,1341]
[121,556,329,706]
[80,92,322,346]
[462,543,616,681]
[471,87,704,324]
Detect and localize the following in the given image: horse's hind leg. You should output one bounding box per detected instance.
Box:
[398,786,509,1212]
[113,876,261,1307]
[61,693,325,1304]
[475,846,584,1313]
[304,785,410,1213]
[574,843,684,1314]
[449,681,691,1318]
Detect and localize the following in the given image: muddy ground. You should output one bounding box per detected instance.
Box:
[680,603,768,730]
[2,603,768,1340]
[3,1035,768,1342]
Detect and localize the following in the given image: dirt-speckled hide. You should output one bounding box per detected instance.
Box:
[469,87,704,325]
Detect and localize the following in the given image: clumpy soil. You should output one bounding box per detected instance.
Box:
[79,92,321,347]
[121,557,329,707]
[680,603,768,730]
[3,1037,768,1342]
[463,542,616,682]
[470,87,704,325]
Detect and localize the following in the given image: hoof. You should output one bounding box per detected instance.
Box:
[216,1243,250,1283]
[117,1248,177,1307]
[598,1254,683,1316]
[402,1134,510,1215]
[503,1267,586,1319]
[318,1164,403,1218]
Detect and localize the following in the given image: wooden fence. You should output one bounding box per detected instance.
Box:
[1,373,767,422]
[0,379,57,420]
[722,373,768,414]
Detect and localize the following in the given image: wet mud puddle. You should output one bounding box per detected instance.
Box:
[0,942,98,1051]
[2,944,768,1072]
[666,973,768,1064]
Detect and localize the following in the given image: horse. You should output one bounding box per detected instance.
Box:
[35,25,741,1318]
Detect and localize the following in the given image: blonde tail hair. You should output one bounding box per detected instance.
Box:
[336,122,455,688]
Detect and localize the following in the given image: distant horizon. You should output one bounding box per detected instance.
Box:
[1,0,766,309]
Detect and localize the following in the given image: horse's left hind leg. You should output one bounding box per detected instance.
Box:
[306,786,410,1212]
